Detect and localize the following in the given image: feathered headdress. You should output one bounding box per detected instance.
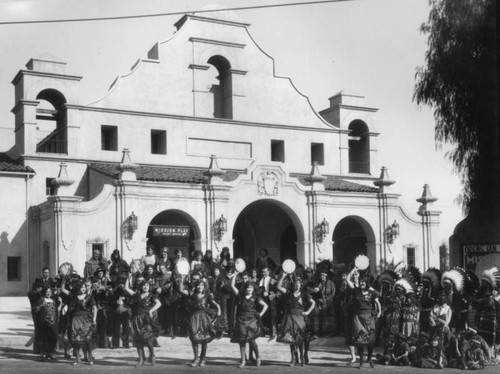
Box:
[422,267,441,289]
[465,269,480,296]
[482,265,500,288]
[377,269,399,287]
[394,278,414,295]
[441,267,466,293]
[400,266,422,286]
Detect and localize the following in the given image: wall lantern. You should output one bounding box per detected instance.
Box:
[385,220,400,244]
[315,218,329,243]
[128,212,138,238]
[213,214,227,242]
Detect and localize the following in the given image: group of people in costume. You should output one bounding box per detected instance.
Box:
[27,245,500,370]
[358,262,500,370]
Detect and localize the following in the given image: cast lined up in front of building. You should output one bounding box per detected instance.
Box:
[27,245,500,369]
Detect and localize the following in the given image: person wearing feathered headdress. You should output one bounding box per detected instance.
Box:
[376,270,401,355]
[420,268,442,333]
[395,278,419,338]
[441,268,469,332]
[471,265,500,352]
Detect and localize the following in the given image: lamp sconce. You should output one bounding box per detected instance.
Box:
[315,218,329,243]
[127,212,138,239]
[385,220,400,244]
[213,214,227,242]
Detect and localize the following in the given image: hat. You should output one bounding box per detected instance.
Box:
[112,249,120,255]
[93,268,105,276]
[144,264,154,271]
[93,249,101,254]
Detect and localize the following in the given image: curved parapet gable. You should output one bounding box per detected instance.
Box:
[85,13,337,130]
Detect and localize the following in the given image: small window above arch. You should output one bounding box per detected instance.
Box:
[348,120,370,174]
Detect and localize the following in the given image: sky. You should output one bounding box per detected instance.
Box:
[0,0,463,244]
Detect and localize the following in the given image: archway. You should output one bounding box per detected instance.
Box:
[233,200,302,268]
[146,210,199,261]
[332,216,375,269]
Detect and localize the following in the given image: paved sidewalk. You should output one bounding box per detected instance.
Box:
[1,297,497,373]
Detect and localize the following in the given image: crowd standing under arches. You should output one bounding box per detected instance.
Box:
[27,245,500,369]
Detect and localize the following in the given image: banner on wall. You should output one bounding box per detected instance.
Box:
[151,225,190,237]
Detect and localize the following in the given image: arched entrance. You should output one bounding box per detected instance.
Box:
[332,216,375,269]
[146,210,199,261]
[233,200,301,268]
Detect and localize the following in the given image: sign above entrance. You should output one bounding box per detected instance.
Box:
[152,225,190,237]
[463,244,500,275]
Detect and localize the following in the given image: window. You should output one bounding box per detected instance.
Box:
[35,89,68,154]
[348,120,370,173]
[86,237,109,261]
[101,125,118,151]
[207,55,233,119]
[311,143,324,165]
[271,140,285,162]
[151,130,167,155]
[92,243,104,254]
[407,247,416,267]
[46,178,56,196]
[7,257,21,281]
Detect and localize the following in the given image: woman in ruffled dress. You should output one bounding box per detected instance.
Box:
[230,270,268,368]
[34,287,59,361]
[124,277,162,366]
[60,277,97,366]
[351,275,381,368]
[179,278,222,367]
[276,272,316,366]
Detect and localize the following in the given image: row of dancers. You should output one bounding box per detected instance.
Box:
[27,249,500,369]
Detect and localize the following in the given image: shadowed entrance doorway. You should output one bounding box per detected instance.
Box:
[233,200,298,268]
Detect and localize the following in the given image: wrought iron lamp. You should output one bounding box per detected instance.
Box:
[127,212,138,238]
[213,214,227,242]
[315,218,329,243]
[385,220,400,244]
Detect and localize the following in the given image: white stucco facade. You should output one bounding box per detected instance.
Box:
[0,13,441,295]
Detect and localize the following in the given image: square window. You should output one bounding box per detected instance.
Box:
[311,143,324,165]
[151,130,167,155]
[407,247,416,267]
[7,257,21,281]
[271,140,285,162]
[101,125,118,151]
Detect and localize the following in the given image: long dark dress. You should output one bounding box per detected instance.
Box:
[351,289,379,347]
[230,295,265,343]
[342,287,356,346]
[129,293,161,345]
[34,298,59,354]
[277,292,312,344]
[68,294,95,347]
[187,293,219,343]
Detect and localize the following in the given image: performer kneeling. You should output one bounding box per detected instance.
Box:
[124,276,161,366]
[179,278,222,367]
[230,270,268,368]
[276,272,316,366]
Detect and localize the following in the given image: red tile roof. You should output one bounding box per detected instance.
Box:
[90,163,377,193]
[291,174,378,193]
[89,162,242,183]
[0,153,35,173]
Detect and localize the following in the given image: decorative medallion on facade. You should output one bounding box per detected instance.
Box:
[257,170,279,196]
